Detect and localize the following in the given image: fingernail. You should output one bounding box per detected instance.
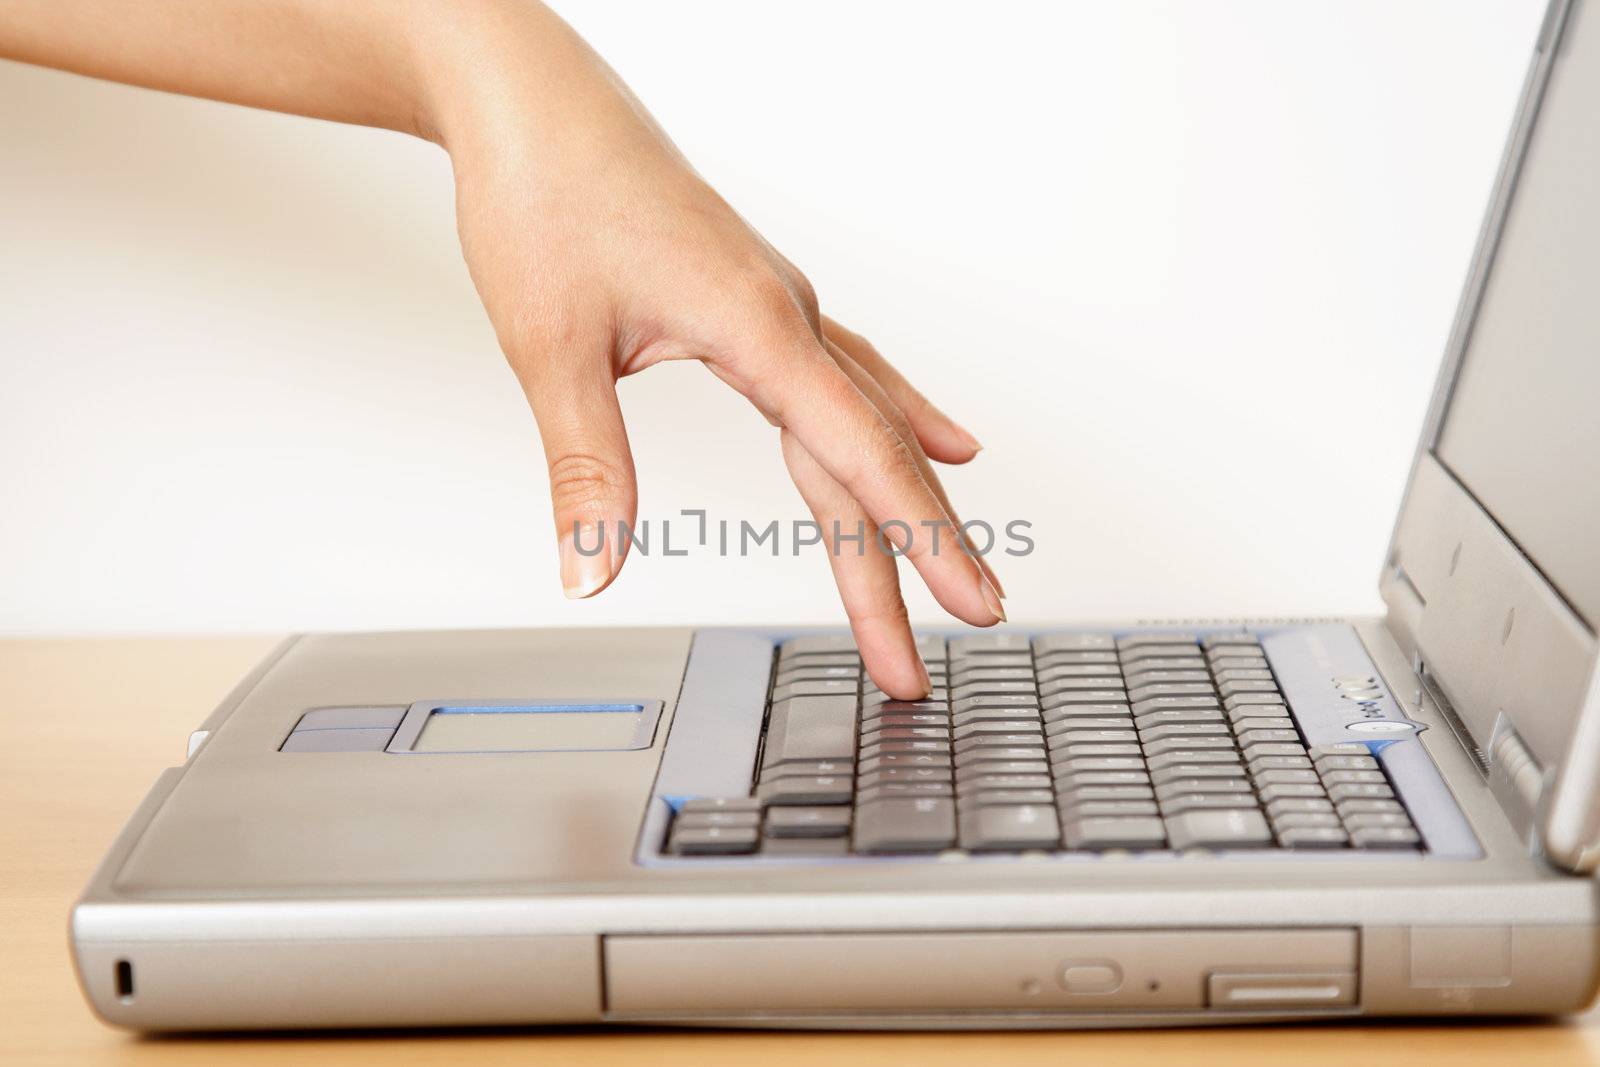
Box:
[952,422,984,453]
[980,574,1006,623]
[914,656,932,696]
[560,522,613,599]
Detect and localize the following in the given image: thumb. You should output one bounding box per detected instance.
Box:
[524,358,638,600]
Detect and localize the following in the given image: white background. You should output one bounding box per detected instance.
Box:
[0,1,1541,636]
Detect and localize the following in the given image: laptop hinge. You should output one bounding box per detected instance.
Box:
[1484,715,1545,847]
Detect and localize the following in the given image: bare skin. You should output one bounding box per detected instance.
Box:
[0,0,1005,698]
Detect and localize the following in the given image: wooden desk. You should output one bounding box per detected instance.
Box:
[4,636,1597,1066]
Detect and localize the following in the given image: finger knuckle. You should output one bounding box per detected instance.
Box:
[547,452,628,511]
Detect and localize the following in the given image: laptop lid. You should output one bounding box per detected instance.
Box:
[1380,0,1600,870]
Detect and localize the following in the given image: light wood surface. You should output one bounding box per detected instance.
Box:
[4,635,1598,1066]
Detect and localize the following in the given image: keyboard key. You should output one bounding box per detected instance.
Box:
[1035,650,1120,667]
[1247,754,1313,773]
[757,775,854,805]
[863,688,948,707]
[1225,692,1287,710]
[1042,690,1130,708]
[1218,679,1279,697]
[864,700,947,716]
[1336,798,1405,815]
[859,752,952,774]
[1054,769,1152,789]
[1038,663,1127,682]
[680,797,762,815]
[759,758,854,780]
[1119,646,1205,665]
[1342,811,1415,831]
[1241,742,1308,759]
[1237,729,1301,745]
[1132,696,1221,716]
[676,809,761,829]
[955,733,1048,753]
[1309,743,1372,759]
[954,721,1043,741]
[1041,677,1127,696]
[1201,633,1258,649]
[950,633,1034,656]
[861,726,948,742]
[1322,770,1389,789]
[764,695,857,766]
[770,679,858,702]
[1118,633,1200,650]
[1050,728,1138,744]
[949,666,1036,684]
[761,836,850,857]
[1128,682,1214,701]
[1061,815,1167,850]
[967,788,1057,806]
[774,664,860,686]
[1165,808,1272,849]
[959,803,1061,850]
[858,742,948,762]
[1272,812,1343,829]
[857,782,954,802]
[669,825,760,854]
[859,714,948,731]
[853,797,957,852]
[1057,783,1155,802]
[1266,797,1334,817]
[1122,669,1212,686]
[1253,768,1320,787]
[1059,799,1160,818]
[1279,826,1350,849]
[1328,782,1394,802]
[764,806,852,838]
[1133,708,1225,727]
[1231,716,1294,732]
[955,773,1054,794]
[1212,668,1274,683]
[1043,703,1133,723]
[955,707,1043,727]
[1044,717,1135,737]
[779,635,860,657]
[1137,722,1231,742]
[1034,633,1116,654]
[1053,743,1142,757]
[859,766,950,789]
[953,693,1043,715]
[1256,784,1327,804]
[953,759,1050,777]
[1142,736,1236,757]
[953,746,1048,767]
[1146,750,1241,770]
[1149,763,1249,783]
[1349,826,1421,849]
[1314,754,1380,773]
[1154,776,1253,799]
[1159,793,1260,815]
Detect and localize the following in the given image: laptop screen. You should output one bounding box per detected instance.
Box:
[1434,0,1600,633]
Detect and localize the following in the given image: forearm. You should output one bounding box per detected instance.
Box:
[0,0,635,154]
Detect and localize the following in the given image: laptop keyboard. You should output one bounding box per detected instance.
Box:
[662,632,1424,858]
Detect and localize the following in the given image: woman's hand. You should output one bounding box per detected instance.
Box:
[0,0,1005,698]
[430,5,1004,698]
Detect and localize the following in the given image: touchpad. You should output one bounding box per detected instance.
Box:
[399,701,662,753]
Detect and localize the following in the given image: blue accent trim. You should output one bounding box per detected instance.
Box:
[662,795,693,813]
[430,703,643,715]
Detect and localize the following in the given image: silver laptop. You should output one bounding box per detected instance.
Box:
[72,0,1600,1030]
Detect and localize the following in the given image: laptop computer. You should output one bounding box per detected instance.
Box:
[72,0,1600,1030]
